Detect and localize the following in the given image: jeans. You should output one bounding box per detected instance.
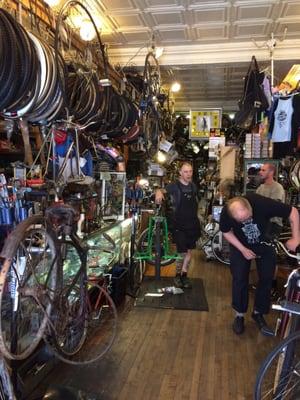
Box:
[229,243,276,314]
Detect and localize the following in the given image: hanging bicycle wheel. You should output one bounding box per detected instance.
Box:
[211,230,230,265]
[143,51,161,99]
[254,330,300,400]
[54,0,108,121]
[0,216,57,360]
[136,228,175,267]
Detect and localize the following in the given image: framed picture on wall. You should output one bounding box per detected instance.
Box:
[243,158,279,194]
[189,109,222,140]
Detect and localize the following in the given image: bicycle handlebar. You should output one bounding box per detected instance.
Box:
[261,239,300,261]
[260,239,300,290]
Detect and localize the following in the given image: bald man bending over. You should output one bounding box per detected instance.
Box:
[219,194,299,336]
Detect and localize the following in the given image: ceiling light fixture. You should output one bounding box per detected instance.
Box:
[80,20,96,41]
[44,0,60,6]
[155,47,164,59]
[157,151,167,163]
[170,82,181,93]
[138,178,149,187]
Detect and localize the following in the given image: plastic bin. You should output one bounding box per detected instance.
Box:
[110,265,128,306]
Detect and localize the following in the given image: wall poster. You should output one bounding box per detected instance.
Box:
[189,109,222,139]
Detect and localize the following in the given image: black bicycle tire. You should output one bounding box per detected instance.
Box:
[0,219,57,360]
[3,15,37,111]
[136,228,175,267]
[0,11,20,110]
[254,329,300,400]
[47,232,88,360]
[143,52,161,99]
[127,218,143,292]
[211,230,230,265]
[0,357,16,400]
[54,0,108,117]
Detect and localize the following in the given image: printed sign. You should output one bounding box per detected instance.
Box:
[189,109,222,139]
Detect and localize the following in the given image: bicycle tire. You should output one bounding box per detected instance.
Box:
[49,283,117,365]
[0,219,57,360]
[54,0,108,118]
[136,228,175,267]
[143,51,161,99]
[211,230,230,265]
[47,235,88,360]
[0,356,16,400]
[254,329,300,399]
[127,255,144,292]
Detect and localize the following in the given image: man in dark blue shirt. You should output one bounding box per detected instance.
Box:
[220,194,299,336]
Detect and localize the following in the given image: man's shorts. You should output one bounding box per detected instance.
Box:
[172,229,200,253]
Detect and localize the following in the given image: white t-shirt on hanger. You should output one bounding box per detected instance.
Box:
[271,97,293,142]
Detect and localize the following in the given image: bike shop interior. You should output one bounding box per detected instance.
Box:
[0,0,299,399]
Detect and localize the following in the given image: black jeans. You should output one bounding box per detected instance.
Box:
[229,244,276,314]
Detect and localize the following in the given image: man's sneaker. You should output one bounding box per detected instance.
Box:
[181,274,192,289]
[232,316,245,335]
[251,312,274,337]
[174,274,183,288]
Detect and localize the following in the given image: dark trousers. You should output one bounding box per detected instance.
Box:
[229,244,276,314]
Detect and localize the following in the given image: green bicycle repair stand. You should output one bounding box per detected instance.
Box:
[134,215,182,280]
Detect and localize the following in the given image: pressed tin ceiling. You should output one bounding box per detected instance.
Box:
[76,0,300,111]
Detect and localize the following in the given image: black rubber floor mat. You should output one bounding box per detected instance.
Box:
[134,277,209,311]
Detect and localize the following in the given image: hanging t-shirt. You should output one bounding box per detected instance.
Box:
[271,97,293,142]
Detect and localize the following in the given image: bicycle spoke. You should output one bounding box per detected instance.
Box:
[255,331,300,399]
[0,222,57,360]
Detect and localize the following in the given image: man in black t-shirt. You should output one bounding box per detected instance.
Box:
[219,194,300,336]
[155,162,201,289]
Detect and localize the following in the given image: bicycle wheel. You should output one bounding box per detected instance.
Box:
[127,257,145,293]
[136,228,175,266]
[211,230,230,265]
[0,217,57,360]
[79,283,117,364]
[255,330,300,399]
[49,281,117,365]
[47,236,88,362]
[0,356,15,400]
[143,51,161,99]
[127,219,144,292]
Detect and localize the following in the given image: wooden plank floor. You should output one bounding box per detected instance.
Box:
[30,250,281,400]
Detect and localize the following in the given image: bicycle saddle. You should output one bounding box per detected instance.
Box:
[45,204,79,234]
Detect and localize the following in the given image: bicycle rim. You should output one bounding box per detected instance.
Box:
[211,231,230,265]
[49,283,117,365]
[255,330,300,399]
[0,227,57,360]
[48,239,88,361]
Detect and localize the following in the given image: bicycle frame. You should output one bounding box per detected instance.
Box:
[265,240,300,338]
[134,212,180,262]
